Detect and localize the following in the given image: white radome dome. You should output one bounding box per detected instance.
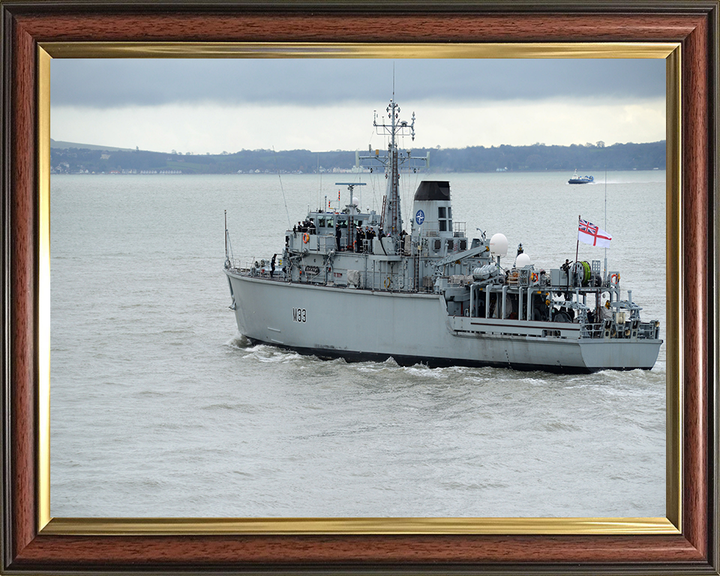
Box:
[515,253,531,268]
[489,233,509,257]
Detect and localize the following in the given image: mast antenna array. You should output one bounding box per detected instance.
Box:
[357,99,428,246]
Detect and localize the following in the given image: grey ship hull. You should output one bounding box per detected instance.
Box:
[226,272,661,374]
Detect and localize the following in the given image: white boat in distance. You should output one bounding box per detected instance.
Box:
[224,99,661,373]
[569,170,594,184]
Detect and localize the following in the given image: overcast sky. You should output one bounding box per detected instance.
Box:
[51,58,665,153]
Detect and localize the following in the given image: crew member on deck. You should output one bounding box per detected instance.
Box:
[357,227,365,252]
[600,299,612,320]
[561,258,572,290]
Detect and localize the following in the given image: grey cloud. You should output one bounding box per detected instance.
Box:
[51,58,664,108]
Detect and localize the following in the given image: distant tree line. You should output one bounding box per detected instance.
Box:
[425,141,665,173]
[51,141,666,175]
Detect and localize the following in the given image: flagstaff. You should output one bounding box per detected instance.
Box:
[575,214,580,266]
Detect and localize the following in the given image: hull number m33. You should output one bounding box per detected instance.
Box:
[293,308,307,323]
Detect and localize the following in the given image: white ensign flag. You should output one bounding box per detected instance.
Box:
[578,218,612,248]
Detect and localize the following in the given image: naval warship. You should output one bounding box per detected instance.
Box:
[224,99,662,373]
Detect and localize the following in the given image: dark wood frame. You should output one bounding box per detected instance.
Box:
[1,1,717,573]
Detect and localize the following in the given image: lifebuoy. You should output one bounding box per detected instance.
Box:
[303,233,310,244]
[531,272,538,283]
[611,273,620,285]
[384,277,391,289]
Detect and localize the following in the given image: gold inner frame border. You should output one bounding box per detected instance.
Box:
[36,41,682,537]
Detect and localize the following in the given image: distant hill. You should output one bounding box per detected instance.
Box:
[50,139,135,152]
[50,141,667,175]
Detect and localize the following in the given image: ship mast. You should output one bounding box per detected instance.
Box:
[379,99,410,240]
[358,97,427,253]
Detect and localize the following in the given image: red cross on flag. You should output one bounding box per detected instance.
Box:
[578,218,612,248]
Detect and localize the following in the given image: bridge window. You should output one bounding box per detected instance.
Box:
[438,206,452,232]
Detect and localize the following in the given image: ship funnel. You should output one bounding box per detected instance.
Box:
[413,181,450,201]
[412,181,453,238]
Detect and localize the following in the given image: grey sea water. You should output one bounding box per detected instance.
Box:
[50,170,666,518]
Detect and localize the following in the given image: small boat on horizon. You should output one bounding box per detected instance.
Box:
[569,170,594,184]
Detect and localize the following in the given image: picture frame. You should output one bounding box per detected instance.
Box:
[1,1,717,573]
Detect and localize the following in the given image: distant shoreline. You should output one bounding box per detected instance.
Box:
[51,168,666,176]
[50,140,666,176]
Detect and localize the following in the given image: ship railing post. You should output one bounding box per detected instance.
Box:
[526,287,532,322]
[224,209,231,267]
[501,285,508,319]
[518,286,523,321]
[470,284,474,318]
